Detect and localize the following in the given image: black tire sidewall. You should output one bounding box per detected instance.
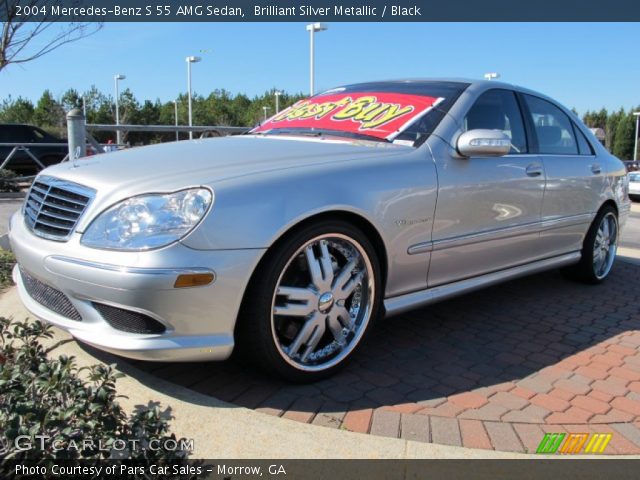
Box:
[579,205,618,284]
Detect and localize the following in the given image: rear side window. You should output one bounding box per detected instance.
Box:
[464,89,527,154]
[574,126,594,155]
[523,94,578,155]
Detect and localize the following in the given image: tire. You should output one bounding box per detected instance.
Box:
[235,219,382,382]
[563,205,618,284]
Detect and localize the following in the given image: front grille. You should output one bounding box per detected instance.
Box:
[20,268,82,321]
[24,175,95,241]
[93,303,166,334]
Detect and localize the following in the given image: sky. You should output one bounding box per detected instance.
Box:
[0,22,638,115]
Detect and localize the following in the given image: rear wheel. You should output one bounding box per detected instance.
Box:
[236,220,382,382]
[563,205,618,284]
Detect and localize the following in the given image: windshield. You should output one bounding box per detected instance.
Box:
[630,172,640,181]
[251,81,468,146]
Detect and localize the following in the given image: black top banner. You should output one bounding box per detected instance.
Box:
[1,0,640,22]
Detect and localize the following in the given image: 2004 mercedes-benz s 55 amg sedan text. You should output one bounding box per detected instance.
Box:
[10,79,631,381]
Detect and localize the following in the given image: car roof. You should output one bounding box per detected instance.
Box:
[339,78,509,88]
[334,78,544,97]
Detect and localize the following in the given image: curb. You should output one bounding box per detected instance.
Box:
[0,192,25,200]
[0,234,10,252]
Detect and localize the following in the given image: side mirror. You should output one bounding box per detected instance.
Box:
[457,129,511,157]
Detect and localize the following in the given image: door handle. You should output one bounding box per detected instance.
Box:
[591,163,601,174]
[525,164,543,177]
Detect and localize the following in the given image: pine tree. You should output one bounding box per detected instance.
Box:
[613,111,636,160]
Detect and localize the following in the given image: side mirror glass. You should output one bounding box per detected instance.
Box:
[457,129,511,157]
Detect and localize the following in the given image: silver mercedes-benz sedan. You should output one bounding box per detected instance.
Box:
[9,79,631,381]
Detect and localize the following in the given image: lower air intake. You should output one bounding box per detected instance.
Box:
[93,303,166,334]
[20,268,82,321]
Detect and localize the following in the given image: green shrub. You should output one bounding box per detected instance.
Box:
[0,169,20,192]
[0,249,15,288]
[0,318,190,462]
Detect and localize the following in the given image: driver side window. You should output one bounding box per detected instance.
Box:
[464,89,528,154]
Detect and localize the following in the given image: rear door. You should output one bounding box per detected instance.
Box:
[428,89,547,287]
[520,93,603,257]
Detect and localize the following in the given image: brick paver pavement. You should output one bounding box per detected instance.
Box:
[133,261,640,454]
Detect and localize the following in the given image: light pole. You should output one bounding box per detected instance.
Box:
[484,72,500,81]
[274,90,282,113]
[114,74,126,145]
[186,56,201,140]
[174,100,179,142]
[263,106,270,121]
[634,112,640,162]
[306,23,328,96]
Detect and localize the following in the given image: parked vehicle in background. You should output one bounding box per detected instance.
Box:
[8,79,631,382]
[629,172,640,201]
[0,124,67,175]
[623,160,639,172]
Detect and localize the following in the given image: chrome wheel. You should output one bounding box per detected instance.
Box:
[592,211,618,280]
[270,233,375,372]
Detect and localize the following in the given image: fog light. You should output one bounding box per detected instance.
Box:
[174,273,215,288]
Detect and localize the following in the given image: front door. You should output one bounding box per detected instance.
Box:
[428,89,546,287]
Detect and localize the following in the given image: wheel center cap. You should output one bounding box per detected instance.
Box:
[318,292,335,313]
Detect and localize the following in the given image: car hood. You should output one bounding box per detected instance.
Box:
[43,135,412,193]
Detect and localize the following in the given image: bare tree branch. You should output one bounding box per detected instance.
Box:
[0,0,102,71]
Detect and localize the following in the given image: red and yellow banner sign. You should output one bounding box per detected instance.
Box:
[253,92,441,139]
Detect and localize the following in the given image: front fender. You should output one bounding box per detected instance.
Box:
[181,150,438,297]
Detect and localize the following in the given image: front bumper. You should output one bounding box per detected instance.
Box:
[9,211,266,361]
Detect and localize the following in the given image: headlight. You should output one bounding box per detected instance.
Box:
[81,188,213,250]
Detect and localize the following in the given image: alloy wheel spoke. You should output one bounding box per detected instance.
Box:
[332,258,357,290]
[305,242,334,291]
[326,305,354,341]
[601,220,610,240]
[274,302,315,317]
[337,270,365,301]
[326,312,344,341]
[300,326,324,363]
[276,286,317,303]
[287,313,322,358]
[275,286,317,317]
[593,244,601,259]
[595,230,604,245]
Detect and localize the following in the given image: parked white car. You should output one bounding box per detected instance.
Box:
[629,172,640,200]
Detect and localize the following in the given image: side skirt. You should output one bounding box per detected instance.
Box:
[383,252,581,317]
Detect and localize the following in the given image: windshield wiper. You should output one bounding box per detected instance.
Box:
[264,128,391,143]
